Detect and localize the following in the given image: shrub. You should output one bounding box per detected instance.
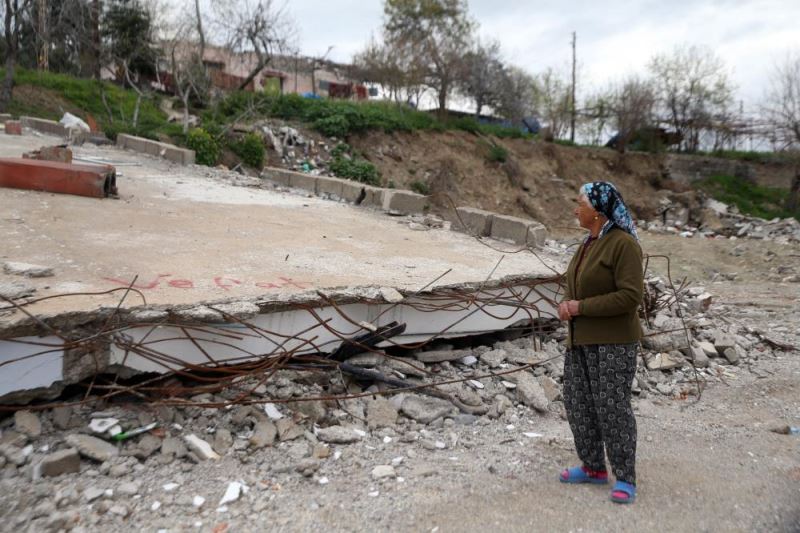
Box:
[329,157,380,186]
[229,133,265,168]
[186,128,220,166]
[410,180,430,195]
[487,143,508,163]
[313,115,350,138]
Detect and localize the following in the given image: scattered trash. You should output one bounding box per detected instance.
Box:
[111,422,158,441]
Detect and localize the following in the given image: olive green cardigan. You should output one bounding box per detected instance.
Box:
[564,228,644,346]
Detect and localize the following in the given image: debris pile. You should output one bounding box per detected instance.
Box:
[636,276,793,397]
[646,197,800,243]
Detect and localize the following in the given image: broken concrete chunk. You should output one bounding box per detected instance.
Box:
[697,341,718,358]
[400,395,452,424]
[683,344,710,368]
[507,372,549,413]
[3,261,54,278]
[65,434,119,462]
[37,448,80,477]
[480,349,507,368]
[414,349,469,363]
[315,425,363,444]
[713,331,736,354]
[366,397,398,429]
[276,419,304,442]
[183,434,220,460]
[14,410,42,438]
[722,347,740,364]
[219,481,247,506]
[0,280,36,300]
[538,376,562,402]
[249,421,277,449]
[645,352,684,370]
[371,465,396,480]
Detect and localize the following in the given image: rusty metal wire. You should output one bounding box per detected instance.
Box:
[0,266,566,412]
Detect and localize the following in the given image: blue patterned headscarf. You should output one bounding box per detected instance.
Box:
[580,181,639,242]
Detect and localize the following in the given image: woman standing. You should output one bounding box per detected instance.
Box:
[557,181,644,504]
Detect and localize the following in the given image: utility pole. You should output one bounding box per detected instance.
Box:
[37,0,48,71]
[570,31,576,143]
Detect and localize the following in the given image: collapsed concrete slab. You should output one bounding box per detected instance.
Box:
[0,135,563,403]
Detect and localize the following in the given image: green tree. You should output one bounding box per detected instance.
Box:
[383,0,475,114]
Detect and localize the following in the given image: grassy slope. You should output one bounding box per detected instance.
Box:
[2,68,169,139]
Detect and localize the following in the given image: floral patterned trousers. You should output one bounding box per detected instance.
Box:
[563,342,638,484]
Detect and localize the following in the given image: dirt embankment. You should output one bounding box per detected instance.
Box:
[349,130,671,229]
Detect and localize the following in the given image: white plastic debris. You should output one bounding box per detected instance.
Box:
[263,403,284,420]
[368,491,380,497]
[318,477,329,485]
[193,496,205,508]
[219,481,248,506]
[59,112,90,132]
[151,501,161,511]
[523,432,543,438]
[162,483,180,492]
[89,418,119,434]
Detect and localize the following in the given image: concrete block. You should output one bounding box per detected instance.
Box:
[37,448,80,477]
[452,207,494,237]
[263,168,292,187]
[490,213,547,247]
[4,120,22,135]
[382,190,428,214]
[288,172,318,194]
[316,176,344,198]
[361,186,385,208]
[116,134,195,165]
[340,180,366,203]
[21,116,67,137]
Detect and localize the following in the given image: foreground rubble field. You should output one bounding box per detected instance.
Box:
[1,234,798,532]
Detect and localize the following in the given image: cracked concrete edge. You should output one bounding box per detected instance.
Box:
[0,273,562,339]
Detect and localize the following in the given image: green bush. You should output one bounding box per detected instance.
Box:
[410,180,430,195]
[314,115,350,138]
[186,128,220,166]
[329,157,380,185]
[487,143,508,163]
[229,133,265,168]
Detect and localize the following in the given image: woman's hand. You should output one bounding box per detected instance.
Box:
[558,300,581,321]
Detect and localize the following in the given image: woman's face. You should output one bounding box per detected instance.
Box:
[575,193,598,229]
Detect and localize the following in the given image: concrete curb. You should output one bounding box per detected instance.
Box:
[261,166,546,247]
[116,134,195,166]
[261,167,402,211]
[21,116,67,137]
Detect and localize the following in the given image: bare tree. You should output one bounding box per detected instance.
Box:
[458,38,505,119]
[161,23,206,133]
[649,44,735,152]
[763,52,800,210]
[532,67,572,139]
[0,0,33,112]
[496,65,536,123]
[383,0,475,115]
[610,76,657,152]
[763,52,800,149]
[580,89,614,146]
[213,0,296,91]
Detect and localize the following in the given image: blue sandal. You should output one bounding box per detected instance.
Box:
[610,481,636,503]
[559,466,609,484]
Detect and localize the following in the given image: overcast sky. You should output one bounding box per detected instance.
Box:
[283,0,800,109]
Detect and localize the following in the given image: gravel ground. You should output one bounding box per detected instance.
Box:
[1,230,799,533]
